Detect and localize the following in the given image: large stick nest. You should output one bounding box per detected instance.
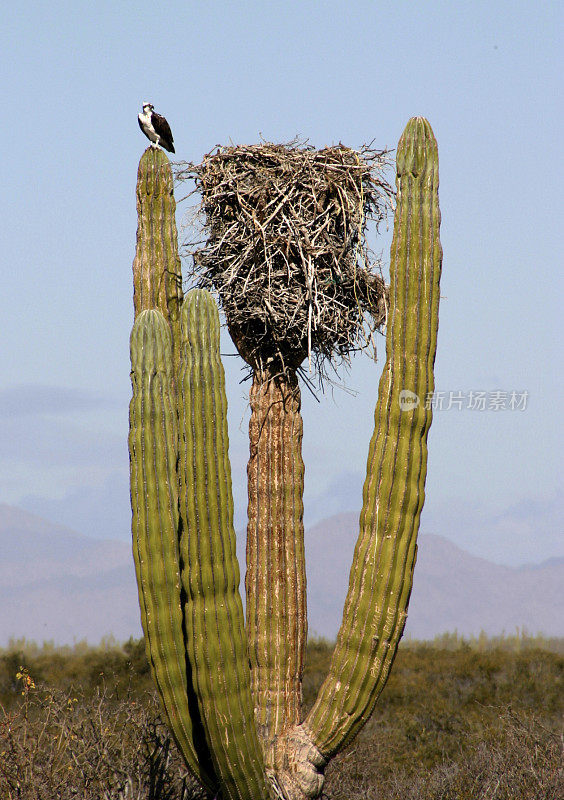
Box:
[176,139,394,380]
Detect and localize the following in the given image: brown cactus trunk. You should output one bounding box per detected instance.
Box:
[245,370,307,769]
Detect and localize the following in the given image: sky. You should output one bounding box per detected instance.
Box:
[1,0,562,567]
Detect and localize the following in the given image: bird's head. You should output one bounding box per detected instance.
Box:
[142,102,154,113]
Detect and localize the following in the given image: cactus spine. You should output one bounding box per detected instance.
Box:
[301,116,442,758]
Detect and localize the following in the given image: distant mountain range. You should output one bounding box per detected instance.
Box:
[303,513,564,640]
[0,505,562,646]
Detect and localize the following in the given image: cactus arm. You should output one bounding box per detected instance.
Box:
[178,290,272,800]
[132,147,183,365]
[302,117,442,758]
[128,308,216,792]
[246,371,307,763]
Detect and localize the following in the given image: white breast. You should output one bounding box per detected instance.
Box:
[139,110,158,143]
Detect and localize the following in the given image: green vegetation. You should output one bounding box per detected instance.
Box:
[0,635,561,799]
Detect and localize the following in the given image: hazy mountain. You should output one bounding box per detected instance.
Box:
[1,505,562,646]
[304,512,564,640]
[0,504,140,645]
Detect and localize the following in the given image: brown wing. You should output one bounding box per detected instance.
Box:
[152,112,175,153]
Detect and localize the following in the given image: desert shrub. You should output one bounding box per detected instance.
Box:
[0,671,210,800]
[324,708,563,799]
[320,642,563,799]
[0,637,153,708]
[0,636,561,798]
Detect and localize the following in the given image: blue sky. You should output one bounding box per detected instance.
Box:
[1,1,562,566]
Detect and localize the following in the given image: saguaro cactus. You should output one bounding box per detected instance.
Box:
[302,114,442,758]
[128,116,441,800]
[130,148,272,799]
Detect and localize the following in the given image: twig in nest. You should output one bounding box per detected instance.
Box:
[175,138,393,383]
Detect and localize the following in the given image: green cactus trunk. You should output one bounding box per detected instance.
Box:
[245,370,307,764]
[128,309,216,792]
[130,151,272,799]
[177,290,272,800]
[133,147,183,366]
[302,116,442,758]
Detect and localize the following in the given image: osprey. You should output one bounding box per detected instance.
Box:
[138,102,175,153]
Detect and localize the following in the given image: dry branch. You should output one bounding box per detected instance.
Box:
[175,139,394,380]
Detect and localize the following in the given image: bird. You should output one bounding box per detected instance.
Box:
[138,102,175,153]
